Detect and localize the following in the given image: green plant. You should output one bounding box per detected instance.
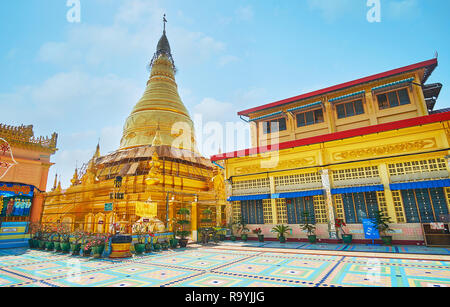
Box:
[237,218,250,235]
[373,211,394,237]
[200,208,213,225]
[300,212,316,236]
[132,222,148,244]
[271,224,291,239]
[176,208,191,240]
[58,224,71,243]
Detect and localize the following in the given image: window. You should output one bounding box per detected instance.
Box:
[296,109,324,127]
[401,188,449,223]
[377,88,411,110]
[241,200,264,224]
[336,100,364,119]
[262,118,287,134]
[286,197,316,224]
[341,192,379,224]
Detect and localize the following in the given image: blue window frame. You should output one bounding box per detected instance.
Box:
[401,188,449,223]
[341,192,379,224]
[286,197,316,224]
[241,200,264,224]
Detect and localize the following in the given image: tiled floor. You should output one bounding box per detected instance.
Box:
[219,241,450,255]
[0,246,449,287]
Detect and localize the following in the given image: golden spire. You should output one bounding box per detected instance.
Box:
[119,16,197,153]
[94,142,100,158]
[52,173,58,191]
[71,168,79,186]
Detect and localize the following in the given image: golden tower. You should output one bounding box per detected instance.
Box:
[41,18,228,240]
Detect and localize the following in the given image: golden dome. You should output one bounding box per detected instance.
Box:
[119,32,197,152]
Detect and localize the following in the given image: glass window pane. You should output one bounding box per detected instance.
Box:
[270,121,279,133]
[377,94,389,109]
[345,102,355,117]
[262,122,270,134]
[398,89,411,105]
[315,109,324,123]
[388,92,399,107]
[296,113,305,127]
[337,104,346,119]
[354,100,364,115]
[277,118,287,131]
[305,111,314,125]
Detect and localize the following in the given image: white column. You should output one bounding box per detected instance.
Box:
[321,169,337,239]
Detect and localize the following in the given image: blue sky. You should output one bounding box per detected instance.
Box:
[1,0,449,189]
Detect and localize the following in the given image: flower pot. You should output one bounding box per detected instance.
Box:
[161,242,169,250]
[28,239,35,249]
[134,243,145,255]
[61,242,71,253]
[45,241,54,251]
[219,234,226,241]
[92,245,104,258]
[279,236,286,243]
[145,243,152,253]
[381,236,393,245]
[308,235,317,244]
[54,242,61,251]
[70,243,81,255]
[342,234,353,244]
[82,246,92,257]
[153,243,161,251]
[179,239,188,248]
[241,234,248,242]
[169,238,179,249]
[258,235,264,242]
[230,236,236,242]
[39,240,46,249]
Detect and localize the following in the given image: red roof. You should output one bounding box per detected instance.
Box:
[211,110,450,162]
[238,58,438,117]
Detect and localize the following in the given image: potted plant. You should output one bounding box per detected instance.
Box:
[152,237,161,252]
[176,208,191,248]
[132,222,147,255]
[45,228,56,251]
[146,232,155,252]
[58,224,71,253]
[271,224,291,243]
[373,210,395,245]
[336,219,352,244]
[253,228,264,242]
[300,212,317,244]
[87,234,107,258]
[28,223,40,248]
[82,233,93,257]
[228,221,237,241]
[70,231,84,255]
[168,218,179,248]
[237,218,250,241]
[201,208,214,227]
[53,231,61,252]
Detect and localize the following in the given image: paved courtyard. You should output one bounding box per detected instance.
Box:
[0,244,449,287]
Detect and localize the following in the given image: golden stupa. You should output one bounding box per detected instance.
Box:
[42,20,228,240]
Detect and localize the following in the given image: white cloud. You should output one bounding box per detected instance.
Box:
[38,0,228,69]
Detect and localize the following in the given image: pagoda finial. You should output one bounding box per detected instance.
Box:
[163,14,167,33]
[94,141,100,159]
[52,173,58,191]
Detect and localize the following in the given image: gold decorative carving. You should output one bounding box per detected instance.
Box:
[332,138,437,161]
[234,157,316,175]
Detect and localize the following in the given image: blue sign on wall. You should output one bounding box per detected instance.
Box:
[362,218,380,240]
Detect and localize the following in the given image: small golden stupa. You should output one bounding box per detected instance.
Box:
[42,17,228,240]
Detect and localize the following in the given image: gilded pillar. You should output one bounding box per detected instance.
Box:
[191,201,198,242]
